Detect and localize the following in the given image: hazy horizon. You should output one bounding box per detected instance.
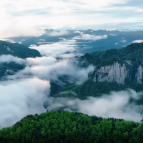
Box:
[0,0,143,38]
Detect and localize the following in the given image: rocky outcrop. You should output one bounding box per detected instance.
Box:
[136,65,143,84]
[93,62,143,84]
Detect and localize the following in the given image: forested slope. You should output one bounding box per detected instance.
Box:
[0,40,41,78]
[0,40,41,58]
[54,42,143,99]
[0,111,143,143]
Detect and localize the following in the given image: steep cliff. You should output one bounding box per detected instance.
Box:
[81,42,143,85]
[92,61,143,85]
[93,62,128,84]
[54,43,143,99]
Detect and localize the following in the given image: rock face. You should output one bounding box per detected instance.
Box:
[93,62,128,84]
[136,65,143,84]
[93,62,143,84]
[79,42,143,85]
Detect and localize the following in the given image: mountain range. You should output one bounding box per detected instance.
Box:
[52,42,143,101]
[9,29,143,53]
[1,34,143,142]
[1,39,143,101]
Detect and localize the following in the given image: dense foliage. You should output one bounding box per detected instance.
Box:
[0,111,143,143]
[54,80,143,100]
[0,40,41,58]
[54,80,128,99]
[80,42,143,68]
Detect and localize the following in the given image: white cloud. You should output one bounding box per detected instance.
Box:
[1,38,94,85]
[7,58,94,85]
[0,77,50,128]
[46,31,70,36]
[137,8,143,13]
[30,40,77,57]
[0,55,25,64]
[132,40,143,43]
[0,0,143,38]
[106,28,116,31]
[30,59,94,84]
[79,0,128,7]
[45,89,143,122]
[121,40,127,43]
[0,39,15,43]
[74,33,108,40]
[0,37,93,85]
[26,56,57,66]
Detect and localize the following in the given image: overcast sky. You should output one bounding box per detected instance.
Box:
[0,0,143,38]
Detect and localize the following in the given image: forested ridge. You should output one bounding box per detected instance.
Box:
[0,111,143,143]
[0,40,41,78]
[53,42,143,99]
[0,40,41,58]
[54,80,129,99]
[80,42,143,66]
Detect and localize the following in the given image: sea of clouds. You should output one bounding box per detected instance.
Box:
[0,37,143,128]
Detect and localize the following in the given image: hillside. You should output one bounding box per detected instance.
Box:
[0,40,41,58]
[0,40,41,78]
[80,42,143,67]
[0,111,143,143]
[53,42,143,99]
[86,42,143,85]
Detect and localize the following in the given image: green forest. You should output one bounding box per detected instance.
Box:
[54,80,129,99]
[0,111,143,143]
[0,40,41,58]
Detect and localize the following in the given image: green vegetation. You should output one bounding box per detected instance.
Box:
[0,63,25,78]
[54,80,143,100]
[0,40,41,58]
[53,43,143,99]
[54,80,128,99]
[0,111,143,143]
[81,42,143,67]
[0,40,41,78]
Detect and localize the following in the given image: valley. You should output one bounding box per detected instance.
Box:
[0,30,143,143]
